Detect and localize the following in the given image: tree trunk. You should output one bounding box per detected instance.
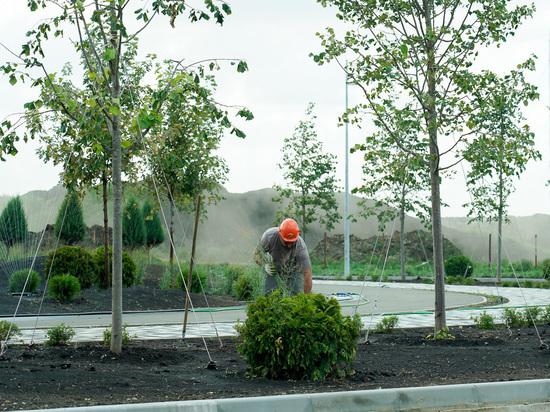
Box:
[424,0,446,333]
[497,168,503,282]
[102,172,110,290]
[110,15,123,353]
[400,188,406,281]
[169,192,175,274]
[324,232,327,269]
[183,196,201,341]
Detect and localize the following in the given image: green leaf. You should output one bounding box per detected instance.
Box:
[109,105,119,116]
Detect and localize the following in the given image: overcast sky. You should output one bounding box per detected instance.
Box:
[0,0,549,218]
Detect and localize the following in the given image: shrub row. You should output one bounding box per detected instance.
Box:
[7,246,137,301]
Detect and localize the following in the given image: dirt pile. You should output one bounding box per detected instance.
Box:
[311,230,462,263]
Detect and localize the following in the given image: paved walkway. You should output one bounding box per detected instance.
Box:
[2,280,548,345]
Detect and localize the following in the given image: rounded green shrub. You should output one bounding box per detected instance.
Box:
[175,267,208,294]
[92,246,137,288]
[444,255,473,278]
[45,323,76,345]
[235,292,361,380]
[8,269,41,293]
[44,246,96,289]
[48,274,81,301]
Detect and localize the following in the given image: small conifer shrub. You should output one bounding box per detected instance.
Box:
[48,274,81,301]
[8,269,41,293]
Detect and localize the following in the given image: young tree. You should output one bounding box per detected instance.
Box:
[1,0,249,353]
[273,103,341,241]
[463,66,540,281]
[54,192,87,246]
[312,0,535,331]
[122,197,145,251]
[144,70,232,270]
[142,200,165,262]
[0,196,28,260]
[353,134,432,280]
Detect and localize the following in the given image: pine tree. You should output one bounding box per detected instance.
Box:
[54,192,87,245]
[0,196,28,259]
[122,197,145,251]
[141,200,165,261]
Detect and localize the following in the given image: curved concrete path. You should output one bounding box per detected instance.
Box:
[2,280,547,344]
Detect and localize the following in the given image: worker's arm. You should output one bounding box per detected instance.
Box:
[302,266,312,294]
[253,246,266,266]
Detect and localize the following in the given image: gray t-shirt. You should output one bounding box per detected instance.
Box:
[258,227,311,274]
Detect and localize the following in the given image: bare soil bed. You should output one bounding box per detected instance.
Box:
[2,262,550,410]
[1,325,550,411]
[0,264,241,316]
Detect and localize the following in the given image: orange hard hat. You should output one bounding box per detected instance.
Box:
[279,218,300,242]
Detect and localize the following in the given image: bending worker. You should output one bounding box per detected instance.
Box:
[253,218,312,296]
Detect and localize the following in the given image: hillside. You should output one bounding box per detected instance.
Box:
[1,186,548,265]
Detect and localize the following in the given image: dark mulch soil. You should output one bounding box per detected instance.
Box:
[0,264,241,316]
[1,326,550,410]
[2,262,550,410]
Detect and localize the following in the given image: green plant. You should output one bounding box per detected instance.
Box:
[446,275,459,285]
[130,250,148,286]
[523,280,534,288]
[235,292,361,380]
[502,307,523,327]
[374,316,399,333]
[45,246,96,289]
[232,269,263,301]
[540,306,550,323]
[54,193,87,245]
[103,324,137,345]
[175,266,208,294]
[512,259,534,272]
[422,277,434,284]
[8,269,41,293]
[370,274,380,282]
[142,200,165,255]
[426,327,455,340]
[221,265,246,295]
[541,259,550,280]
[0,320,22,342]
[521,306,543,325]
[48,274,81,301]
[160,265,175,290]
[501,280,510,287]
[122,196,146,251]
[471,311,496,329]
[45,323,76,345]
[462,277,474,286]
[92,246,136,288]
[0,196,28,259]
[445,255,473,278]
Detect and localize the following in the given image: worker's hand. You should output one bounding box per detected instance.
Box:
[264,264,276,276]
